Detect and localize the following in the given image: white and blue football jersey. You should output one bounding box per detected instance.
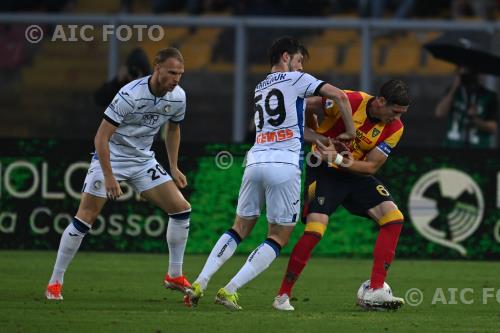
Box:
[101,75,186,162]
[247,71,324,167]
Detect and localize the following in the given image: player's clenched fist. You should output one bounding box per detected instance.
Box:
[171,168,188,189]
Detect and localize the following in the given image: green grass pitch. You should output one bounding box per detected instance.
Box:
[1,251,499,332]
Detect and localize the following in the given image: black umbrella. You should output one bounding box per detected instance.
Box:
[424,31,500,76]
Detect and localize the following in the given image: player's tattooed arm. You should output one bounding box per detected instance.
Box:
[318,84,355,140]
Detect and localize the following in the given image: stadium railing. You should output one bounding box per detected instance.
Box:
[0,13,499,142]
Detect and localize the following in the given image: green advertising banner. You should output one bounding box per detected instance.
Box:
[1,139,499,259]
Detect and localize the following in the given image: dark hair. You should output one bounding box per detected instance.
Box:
[154,47,184,65]
[268,36,309,67]
[379,79,410,106]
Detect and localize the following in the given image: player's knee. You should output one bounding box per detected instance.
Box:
[173,200,191,213]
[304,221,327,237]
[377,209,404,227]
[306,213,329,225]
[232,216,256,239]
[75,208,99,225]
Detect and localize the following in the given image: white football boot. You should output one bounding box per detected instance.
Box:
[358,288,405,311]
[272,294,295,311]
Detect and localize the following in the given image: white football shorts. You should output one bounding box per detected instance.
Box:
[82,157,172,197]
[236,163,301,225]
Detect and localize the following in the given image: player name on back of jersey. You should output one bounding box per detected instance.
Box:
[255,73,288,91]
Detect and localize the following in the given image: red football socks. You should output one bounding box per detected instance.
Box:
[370,223,403,289]
[278,232,321,297]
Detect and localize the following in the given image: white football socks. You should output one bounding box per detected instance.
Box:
[49,217,91,285]
[224,239,281,294]
[195,229,241,290]
[166,210,190,278]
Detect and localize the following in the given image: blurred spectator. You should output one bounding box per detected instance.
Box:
[435,66,498,148]
[451,0,496,20]
[94,47,151,108]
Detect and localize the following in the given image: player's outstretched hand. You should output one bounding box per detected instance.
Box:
[171,168,188,189]
[104,175,123,200]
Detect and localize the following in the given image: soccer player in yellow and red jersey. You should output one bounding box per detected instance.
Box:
[273,79,410,311]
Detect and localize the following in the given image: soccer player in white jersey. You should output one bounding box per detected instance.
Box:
[186,37,356,310]
[45,48,193,300]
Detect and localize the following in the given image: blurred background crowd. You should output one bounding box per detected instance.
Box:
[1,0,499,148]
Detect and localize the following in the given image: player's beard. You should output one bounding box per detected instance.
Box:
[158,76,173,94]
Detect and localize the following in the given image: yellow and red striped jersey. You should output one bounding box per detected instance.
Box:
[315,90,404,161]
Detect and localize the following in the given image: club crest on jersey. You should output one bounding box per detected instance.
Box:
[142,113,160,125]
[372,128,381,137]
[164,104,171,113]
[325,99,334,109]
[93,180,102,190]
[317,197,325,206]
